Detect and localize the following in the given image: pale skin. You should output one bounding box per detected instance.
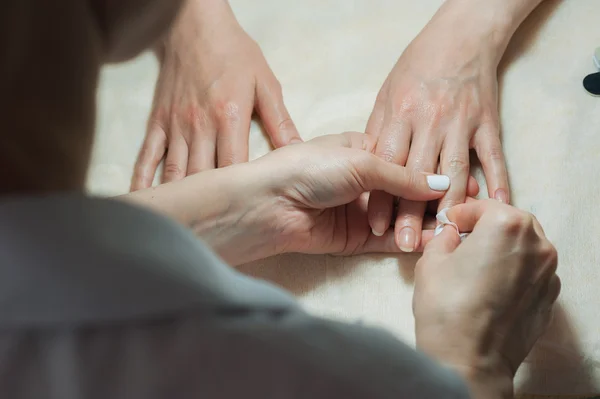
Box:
[126,133,561,399]
[130,0,301,190]
[130,0,547,258]
[367,0,547,254]
[0,0,559,398]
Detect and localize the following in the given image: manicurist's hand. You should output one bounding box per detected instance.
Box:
[130,0,300,191]
[413,200,560,399]
[367,0,546,253]
[246,132,451,259]
[126,132,456,265]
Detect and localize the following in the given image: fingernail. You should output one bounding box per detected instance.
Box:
[371,212,389,237]
[427,175,450,191]
[289,138,303,145]
[398,227,416,253]
[494,189,508,204]
[372,228,385,237]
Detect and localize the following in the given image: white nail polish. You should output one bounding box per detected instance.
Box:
[427,175,450,191]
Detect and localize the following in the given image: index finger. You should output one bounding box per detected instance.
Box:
[256,77,302,147]
[131,123,167,191]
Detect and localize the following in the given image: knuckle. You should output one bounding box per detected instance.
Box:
[430,103,447,121]
[485,144,504,161]
[147,115,168,133]
[215,100,241,125]
[445,153,470,175]
[218,152,239,167]
[277,117,295,134]
[542,243,559,269]
[149,105,169,123]
[378,146,399,163]
[391,96,417,116]
[163,162,184,178]
[475,135,504,161]
[186,166,203,176]
[495,208,526,233]
[400,168,420,191]
[271,78,283,94]
[408,171,421,192]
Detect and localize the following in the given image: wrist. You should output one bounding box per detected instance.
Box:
[426,0,542,67]
[193,164,285,265]
[457,366,514,399]
[122,165,283,266]
[417,330,514,399]
[161,0,238,54]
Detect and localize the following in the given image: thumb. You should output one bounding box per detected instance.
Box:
[361,156,450,202]
[422,226,462,256]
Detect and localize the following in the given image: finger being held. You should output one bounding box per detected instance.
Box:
[361,156,451,201]
[256,77,302,147]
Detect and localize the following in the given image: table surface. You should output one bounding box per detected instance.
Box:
[90,0,600,395]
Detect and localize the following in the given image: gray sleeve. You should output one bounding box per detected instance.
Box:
[0,198,471,398]
[0,308,471,399]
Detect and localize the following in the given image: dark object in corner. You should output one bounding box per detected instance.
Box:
[583,72,600,96]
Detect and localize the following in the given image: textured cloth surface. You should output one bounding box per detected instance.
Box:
[89,0,600,395]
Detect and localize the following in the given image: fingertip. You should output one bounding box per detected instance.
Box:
[426,174,451,192]
[371,229,385,237]
[395,199,427,253]
[467,176,480,197]
[396,226,417,253]
[494,188,509,204]
[271,118,301,148]
[368,191,393,236]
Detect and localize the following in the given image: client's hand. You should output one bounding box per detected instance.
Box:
[413,200,560,398]
[366,0,512,252]
[130,0,300,191]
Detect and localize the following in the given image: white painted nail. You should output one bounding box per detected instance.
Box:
[427,175,450,191]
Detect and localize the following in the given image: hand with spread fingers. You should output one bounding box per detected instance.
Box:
[366,0,546,253]
[130,0,301,191]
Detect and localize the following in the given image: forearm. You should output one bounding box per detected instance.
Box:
[121,165,280,265]
[123,168,231,228]
[427,0,546,66]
